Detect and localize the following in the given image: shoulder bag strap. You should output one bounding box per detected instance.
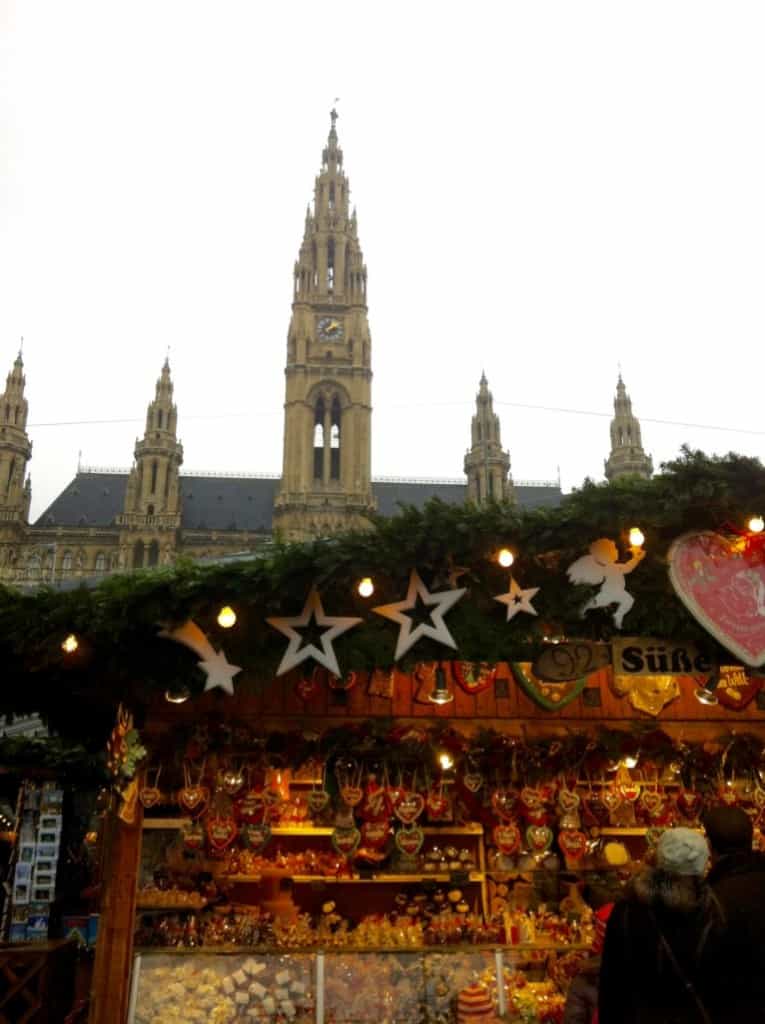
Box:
[647,909,712,1024]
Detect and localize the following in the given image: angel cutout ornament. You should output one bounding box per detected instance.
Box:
[567,537,645,629]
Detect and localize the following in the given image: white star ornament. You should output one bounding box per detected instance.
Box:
[372,569,467,661]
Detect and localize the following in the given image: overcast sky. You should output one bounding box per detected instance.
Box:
[2,1,765,522]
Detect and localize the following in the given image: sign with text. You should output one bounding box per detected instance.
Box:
[612,637,713,676]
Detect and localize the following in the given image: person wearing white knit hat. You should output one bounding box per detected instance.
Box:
[599,827,723,1024]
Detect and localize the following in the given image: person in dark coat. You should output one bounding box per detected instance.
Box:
[599,827,721,1024]
[703,805,765,1023]
[563,902,613,1024]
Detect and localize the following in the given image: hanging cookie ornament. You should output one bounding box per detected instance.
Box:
[241,822,272,853]
[525,825,554,855]
[676,782,703,826]
[308,765,331,816]
[394,788,426,826]
[372,569,466,660]
[492,822,522,856]
[557,787,581,831]
[334,760,363,809]
[395,824,425,858]
[566,537,645,629]
[182,822,205,851]
[425,774,452,822]
[266,587,362,677]
[139,766,163,810]
[178,761,210,818]
[360,820,392,851]
[558,829,588,868]
[221,762,245,797]
[359,772,392,822]
[331,825,361,858]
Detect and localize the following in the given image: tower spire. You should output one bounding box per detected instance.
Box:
[464,373,514,504]
[274,115,375,539]
[0,349,33,524]
[604,373,653,481]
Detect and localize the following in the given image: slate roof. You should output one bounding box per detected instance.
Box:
[34,472,562,530]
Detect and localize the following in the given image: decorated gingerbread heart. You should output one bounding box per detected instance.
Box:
[340,785,364,808]
[451,661,497,695]
[206,815,238,854]
[308,789,331,814]
[668,531,765,667]
[235,789,265,824]
[241,823,272,853]
[360,820,391,850]
[139,786,162,809]
[395,824,424,857]
[331,826,361,857]
[178,785,210,817]
[394,790,425,825]
[492,822,521,856]
[558,829,588,863]
[491,788,518,822]
[463,771,484,794]
[526,824,554,853]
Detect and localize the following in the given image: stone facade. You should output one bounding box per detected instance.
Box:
[0,114,565,586]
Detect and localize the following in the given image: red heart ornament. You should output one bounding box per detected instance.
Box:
[359,784,391,822]
[677,790,703,821]
[361,820,391,850]
[206,815,238,854]
[526,825,553,853]
[491,789,518,822]
[558,829,587,862]
[451,661,497,695]
[236,789,265,824]
[139,786,161,809]
[581,792,610,828]
[394,791,425,825]
[492,822,521,855]
[182,822,205,851]
[669,531,765,666]
[640,791,664,816]
[331,826,361,857]
[395,824,424,857]
[619,782,641,803]
[558,789,580,813]
[178,785,210,817]
[426,789,451,821]
[520,786,543,811]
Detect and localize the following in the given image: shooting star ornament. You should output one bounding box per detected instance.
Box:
[372,569,466,661]
[266,587,362,677]
[159,620,242,695]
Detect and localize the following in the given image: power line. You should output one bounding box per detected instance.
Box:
[26,401,765,438]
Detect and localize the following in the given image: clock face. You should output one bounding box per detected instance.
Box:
[317,316,344,342]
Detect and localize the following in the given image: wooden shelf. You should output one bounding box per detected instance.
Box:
[142,818,192,830]
[224,872,484,884]
[136,901,208,911]
[142,821,484,836]
[134,941,590,955]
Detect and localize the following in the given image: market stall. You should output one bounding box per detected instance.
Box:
[2,453,765,1023]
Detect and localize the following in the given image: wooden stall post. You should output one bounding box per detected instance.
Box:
[88,807,142,1024]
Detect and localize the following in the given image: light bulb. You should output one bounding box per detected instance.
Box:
[498,548,514,568]
[165,685,191,704]
[748,515,764,534]
[357,577,374,598]
[61,634,79,654]
[622,754,639,769]
[438,752,454,771]
[628,527,645,548]
[217,605,237,629]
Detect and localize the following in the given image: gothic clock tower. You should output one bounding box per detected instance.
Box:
[273,111,376,539]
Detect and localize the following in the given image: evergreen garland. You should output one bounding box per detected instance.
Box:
[0,448,764,741]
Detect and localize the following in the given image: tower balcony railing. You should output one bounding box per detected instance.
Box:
[115,512,180,529]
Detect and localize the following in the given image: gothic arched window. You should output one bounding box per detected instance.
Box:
[150,460,158,493]
[62,551,73,572]
[327,238,335,293]
[147,540,159,567]
[95,552,106,572]
[313,397,325,480]
[157,410,163,429]
[330,396,341,480]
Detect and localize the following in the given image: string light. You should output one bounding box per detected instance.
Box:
[217,606,237,629]
[748,515,764,534]
[61,634,79,654]
[622,753,639,769]
[497,548,514,568]
[357,577,375,598]
[165,685,191,704]
[438,752,454,771]
[628,527,645,548]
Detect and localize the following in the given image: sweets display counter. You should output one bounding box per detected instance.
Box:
[128,944,575,1023]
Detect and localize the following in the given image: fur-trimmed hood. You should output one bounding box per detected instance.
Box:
[629,867,710,915]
